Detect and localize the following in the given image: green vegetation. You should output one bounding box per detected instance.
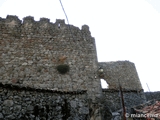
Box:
[56,64,69,74]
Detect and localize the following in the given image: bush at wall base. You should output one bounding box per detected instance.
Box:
[56,64,69,74]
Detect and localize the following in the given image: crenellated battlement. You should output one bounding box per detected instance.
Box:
[0,15,91,38]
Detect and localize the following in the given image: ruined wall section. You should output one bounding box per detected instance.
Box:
[102,89,146,112]
[98,61,143,90]
[145,91,160,101]
[0,15,102,98]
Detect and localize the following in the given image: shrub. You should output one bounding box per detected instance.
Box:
[56,64,69,74]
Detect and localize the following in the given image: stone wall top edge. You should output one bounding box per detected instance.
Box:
[145,91,160,93]
[102,88,144,92]
[0,15,90,31]
[98,60,134,65]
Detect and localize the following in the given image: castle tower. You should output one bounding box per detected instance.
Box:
[0,15,102,99]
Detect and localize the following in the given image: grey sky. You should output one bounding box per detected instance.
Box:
[0,0,6,7]
[146,0,160,13]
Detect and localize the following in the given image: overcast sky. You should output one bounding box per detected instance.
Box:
[0,0,160,92]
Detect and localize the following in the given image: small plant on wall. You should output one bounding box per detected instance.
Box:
[56,64,69,74]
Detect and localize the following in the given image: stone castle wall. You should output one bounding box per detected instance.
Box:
[145,91,160,101]
[0,83,89,119]
[0,15,102,98]
[0,15,149,120]
[98,61,143,90]
[102,89,146,112]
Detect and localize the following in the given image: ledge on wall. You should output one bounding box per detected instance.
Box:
[0,82,87,95]
[102,88,144,93]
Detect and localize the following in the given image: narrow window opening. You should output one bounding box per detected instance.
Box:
[100,79,109,89]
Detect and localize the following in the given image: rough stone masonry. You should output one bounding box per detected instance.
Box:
[0,83,89,120]
[0,15,147,120]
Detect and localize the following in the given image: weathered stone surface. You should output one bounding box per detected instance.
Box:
[2,107,12,115]
[14,105,21,112]
[3,100,14,107]
[0,15,102,98]
[99,61,143,90]
[102,90,146,112]
[6,114,16,119]
[79,107,89,114]
[0,113,4,119]
[145,91,160,101]
[0,15,147,120]
[0,87,90,119]
[112,112,121,120]
[70,100,77,108]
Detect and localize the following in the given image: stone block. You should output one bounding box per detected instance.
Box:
[70,100,77,108]
[78,107,89,114]
[3,100,13,107]
[0,113,4,119]
[26,105,34,111]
